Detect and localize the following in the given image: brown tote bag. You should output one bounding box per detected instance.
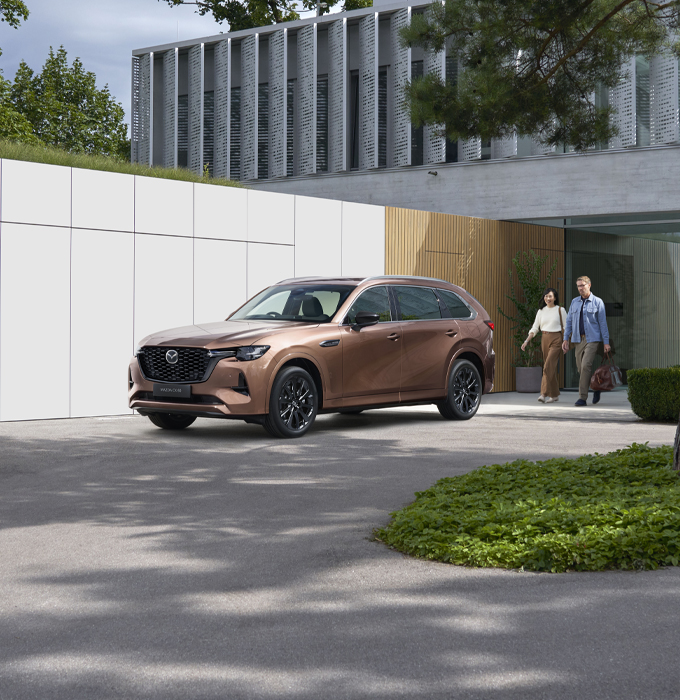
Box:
[590,353,623,392]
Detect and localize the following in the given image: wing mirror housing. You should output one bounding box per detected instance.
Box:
[351,311,380,331]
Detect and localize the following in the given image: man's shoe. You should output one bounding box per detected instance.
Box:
[592,391,601,405]
[574,399,587,406]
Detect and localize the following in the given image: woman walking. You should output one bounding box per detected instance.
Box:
[521,288,567,403]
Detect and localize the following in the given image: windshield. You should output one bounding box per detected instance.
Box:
[228,284,356,323]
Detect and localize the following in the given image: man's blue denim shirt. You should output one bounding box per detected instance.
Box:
[563,293,610,344]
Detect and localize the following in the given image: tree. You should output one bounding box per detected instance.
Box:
[159,0,371,33]
[0,0,29,56]
[9,46,129,159]
[0,75,40,144]
[400,0,680,151]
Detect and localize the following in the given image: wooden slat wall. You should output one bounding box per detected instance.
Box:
[385,207,565,392]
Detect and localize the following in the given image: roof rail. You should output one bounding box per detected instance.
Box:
[360,275,452,286]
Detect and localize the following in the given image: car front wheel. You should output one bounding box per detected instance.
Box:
[437,359,482,421]
[264,366,318,438]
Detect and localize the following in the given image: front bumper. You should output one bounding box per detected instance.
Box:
[128,354,271,417]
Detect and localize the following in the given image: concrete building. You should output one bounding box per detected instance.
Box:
[130,1,680,386]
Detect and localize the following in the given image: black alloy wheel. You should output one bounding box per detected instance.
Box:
[264,366,318,438]
[148,413,197,430]
[437,359,482,421]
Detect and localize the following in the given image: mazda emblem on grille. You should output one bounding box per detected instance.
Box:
[166,350,179,365]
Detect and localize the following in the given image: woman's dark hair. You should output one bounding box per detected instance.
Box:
[539,287,560,309]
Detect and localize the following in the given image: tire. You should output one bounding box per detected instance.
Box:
[437,359,482,421]
[148,413,197,430]
[263,366,318,438]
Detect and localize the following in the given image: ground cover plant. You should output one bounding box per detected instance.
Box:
[0,140,242,188]
[376,443,679,572]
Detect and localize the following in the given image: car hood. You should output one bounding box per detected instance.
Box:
[138,320,319,349]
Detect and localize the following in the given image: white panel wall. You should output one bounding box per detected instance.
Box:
[71,229,134,417]
[247,189,295,244]
[194,238,247,322]
[247,242,295,297]
[294,196,342,278]
[0,223,71,421]
[194,183,248,241]
[1,160,71,227]
[341,202,385,277]
[0,159,386,421]
[134,177,194,236]
[72,169,135,232]
[134,234,194,345]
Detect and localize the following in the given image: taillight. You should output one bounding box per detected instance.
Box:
[484,321,494,331]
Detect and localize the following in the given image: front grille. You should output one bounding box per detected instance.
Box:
[138,347,211,383]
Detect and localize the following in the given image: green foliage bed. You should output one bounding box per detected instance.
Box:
[376,444,679,572]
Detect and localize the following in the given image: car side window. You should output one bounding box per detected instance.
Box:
[395,286,442,320]
[437,288,472,320]
[346,286,392,324]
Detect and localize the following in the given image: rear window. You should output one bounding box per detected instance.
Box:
[437,288,473,319]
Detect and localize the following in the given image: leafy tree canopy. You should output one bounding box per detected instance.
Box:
[160,0,371,33]
[9,46,129,159]
[0,75,40,144]
[0,0,29,55]
[400,0,680,151]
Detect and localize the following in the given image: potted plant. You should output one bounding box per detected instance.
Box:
[497,250,558,393]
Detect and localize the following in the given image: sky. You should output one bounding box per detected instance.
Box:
[0,0,319,131]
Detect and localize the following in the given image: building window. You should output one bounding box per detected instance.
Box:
[317,76,328,172]
[411,60,423,166]
[177,94,188,167]
[350,71,359,169]
[445,56,458,163]
[378,68,387,167]
[636,56,650,147]
[230,86,241,180]
[258,83,269,179]
[203,90,214,175]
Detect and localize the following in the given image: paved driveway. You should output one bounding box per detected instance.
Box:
[1,392,678,699]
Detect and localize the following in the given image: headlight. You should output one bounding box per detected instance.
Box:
[235,345,270,361]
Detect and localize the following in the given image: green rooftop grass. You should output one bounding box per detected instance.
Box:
[0,140,243,188]
[376,443,679,572]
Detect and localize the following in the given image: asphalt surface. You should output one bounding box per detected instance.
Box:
[0,391,678,700]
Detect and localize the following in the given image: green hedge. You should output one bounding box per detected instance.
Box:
[375,444,679,572]
[628,366,680,421]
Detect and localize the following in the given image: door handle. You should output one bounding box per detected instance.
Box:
[387,333,400,341]
[445,329,458,337]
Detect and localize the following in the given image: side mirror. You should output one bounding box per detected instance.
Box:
[351,311,380,331]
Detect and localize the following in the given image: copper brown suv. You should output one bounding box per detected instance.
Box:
[128,276,495,438]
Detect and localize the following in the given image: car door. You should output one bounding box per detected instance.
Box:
[340,285,402,399]
[393,285,458,395]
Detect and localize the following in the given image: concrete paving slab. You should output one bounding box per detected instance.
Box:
[0,392,677,700]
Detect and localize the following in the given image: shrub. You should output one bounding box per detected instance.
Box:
[375,443,679,572]
[628,367,680,421]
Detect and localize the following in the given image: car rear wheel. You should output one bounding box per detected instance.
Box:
[437,359,482,421]
[264,366,318,438]
[148,413,197,430]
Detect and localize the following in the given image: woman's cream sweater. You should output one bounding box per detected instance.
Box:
[529,305,568,336]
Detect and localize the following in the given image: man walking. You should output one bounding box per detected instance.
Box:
[562,276,611,406]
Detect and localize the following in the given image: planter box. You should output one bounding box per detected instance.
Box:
[516,366,543,393]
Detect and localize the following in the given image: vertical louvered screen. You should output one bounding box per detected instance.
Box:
[317,77,329,172]
[188,44,203,174]
[214,39,230,179]
[391,8,411,167]
[138,54,151,166]
[287,79,295,176]
[650,54,679,145]
[359,13,378,170]
[241,35,258,180]
[424,48,446,164]
[230,86,241,180]
[258,83,269,178]
[269,30,287,178]
[410,60,424,165]
[131,56,140,163]
[328,18,347,172]
[609,57,636,148]
[163,49,177,168]
[297,24,317,175]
